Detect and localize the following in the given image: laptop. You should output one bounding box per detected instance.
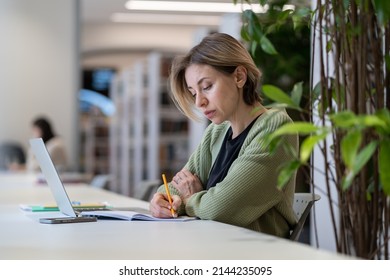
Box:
[29,138,150,224]
[29,138,98,224]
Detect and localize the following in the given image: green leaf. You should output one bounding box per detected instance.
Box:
[343,0,350,9]
[300,132,328,163]
[385,54,390,71]
[342,141,378,191]
[326,39,332,52]
[341,130,362,169]
[373,0,390,24]
[277,160,301,189]
[379,140,390,195]
[243,9,262,42]
[376,108,390,121]
[266,134,283,154]
[263,102,290,110]
[333,82,346,108]
[251,41,258,57]
[331,111,389,131]
[271,122,320,138]
[312,81,330,116]
[312,81,322,101]
[259,0,267,6]
[242,9,255,21]
[292,7,311,29]
[359,115,387,128]
[240,27,250,42]
[260,35,278,55]
[330,111,358,128]
[266,23,279,34]
[291,81,303,106]
[294,6,312,18]
[262,85,297,107]
[342,171,355,191]
[292,15,301,30]
[353,141,378,174]
[277,9,292,23]
[375,109,390,133]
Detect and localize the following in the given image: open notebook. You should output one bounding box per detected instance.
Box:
[81,210,198,222]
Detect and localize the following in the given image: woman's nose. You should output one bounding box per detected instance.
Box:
[195,93,207,108]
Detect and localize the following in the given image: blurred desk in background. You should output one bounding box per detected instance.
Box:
[0,171,93,188]
[0,171,38,188]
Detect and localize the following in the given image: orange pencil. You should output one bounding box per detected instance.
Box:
[162,173,176,218]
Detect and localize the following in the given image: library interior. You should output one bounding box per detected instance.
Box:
[1,0,389,264]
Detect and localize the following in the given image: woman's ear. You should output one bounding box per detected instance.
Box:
[234,66,247,88]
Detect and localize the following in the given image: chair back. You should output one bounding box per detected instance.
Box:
[90,174,111,189]
[0,142,26,170]
[290,193,321,241]
[135,179,161,201]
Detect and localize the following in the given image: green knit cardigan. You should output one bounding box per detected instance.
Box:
[158,109,298,238]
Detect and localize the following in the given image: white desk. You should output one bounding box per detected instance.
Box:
[0,178,352,260]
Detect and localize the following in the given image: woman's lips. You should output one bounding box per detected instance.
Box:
[204,110,215,119]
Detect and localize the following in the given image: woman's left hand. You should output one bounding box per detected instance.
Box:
[172,169,203,204]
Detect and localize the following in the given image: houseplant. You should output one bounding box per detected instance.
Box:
[237,0,390,259]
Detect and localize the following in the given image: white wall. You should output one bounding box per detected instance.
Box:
[0,0,79,169]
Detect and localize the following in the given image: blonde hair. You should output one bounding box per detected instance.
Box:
[170,32,262,121]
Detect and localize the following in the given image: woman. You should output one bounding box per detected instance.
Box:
[26,117,67,173]
[150,33,298,238]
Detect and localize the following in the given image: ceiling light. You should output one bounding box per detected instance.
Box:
[111,12,221,26]
[125,0,267,13]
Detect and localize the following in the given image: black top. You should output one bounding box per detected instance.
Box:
[206,117,259,190]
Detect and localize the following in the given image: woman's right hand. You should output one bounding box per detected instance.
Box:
[149,192,181,218]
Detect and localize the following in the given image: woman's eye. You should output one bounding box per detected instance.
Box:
[203,85,211,91]
[189,90,196,97]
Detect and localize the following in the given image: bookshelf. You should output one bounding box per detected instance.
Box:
[146,52,190,182]
[80,110,110,176]
[80,67,116,177]
[109,62,145,196]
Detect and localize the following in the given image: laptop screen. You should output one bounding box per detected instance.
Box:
[29,138,77,217]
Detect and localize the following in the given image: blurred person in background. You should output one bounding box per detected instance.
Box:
[8,116,67,173]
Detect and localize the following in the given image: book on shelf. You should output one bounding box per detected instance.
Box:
[81,210,198,222]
